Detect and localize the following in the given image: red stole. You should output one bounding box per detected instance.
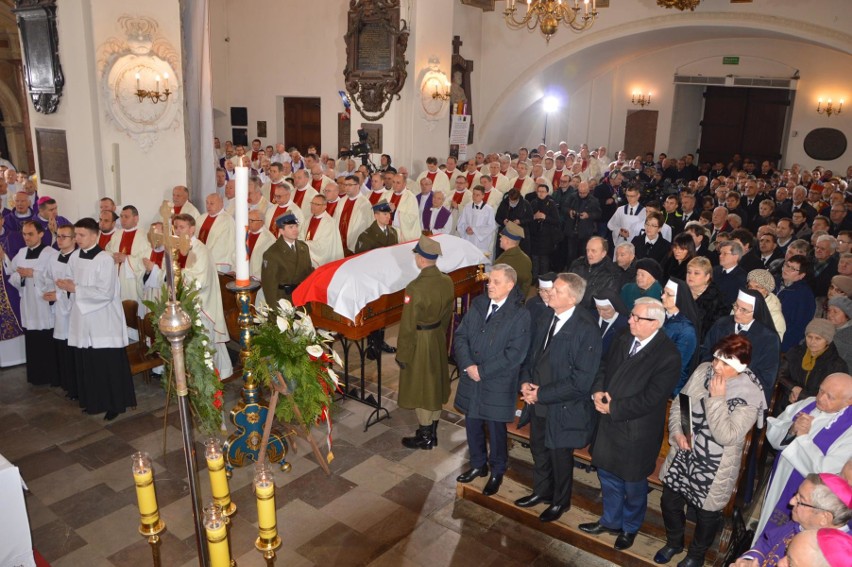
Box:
[118,229,136,255]
[311,177,323,191]
[247,231,261,258]
[452,191,466,205]
[306,216,322,241]
[513,177,525,190]
[552,169,564,187]
[250,149,261,162]
[369,191,384,205]
[465,172,476,188]
[150,249,164,268]
[198,215,216,244]
[390,192,403,219]
[445,169,456,180]
[325,199,339,217]
[269,182,283,201]
[173,204,183,215]
[426,171,437,183]
[177,252,188,269]
[339,198,356,250]
[293,188,308,208]
[268,205,288,233]
[98,231,114,249]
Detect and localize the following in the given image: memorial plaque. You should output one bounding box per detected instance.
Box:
[14,0,65,114]
[257,120,267,138]
[803,128,847,161]
[35,127,70,189]
[357,22,393,72]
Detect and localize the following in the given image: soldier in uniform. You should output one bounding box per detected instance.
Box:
[354,200,399,359]
[260,213,313,306]
[494,222,533,298]
[397,235,455,450]
[354,199,398,253]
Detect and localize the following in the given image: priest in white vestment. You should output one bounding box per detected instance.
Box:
[487,161,511,192]
[106,205,151,303]
[456,187,498,264]
[172,214,233,380]
[301,195,344,267]
[334,175,372,255]
[389,173,420,242]
[754,372,852,541]
[196,194,235,273]
[264,183,304,236]
[479,176,505,210]
[447,176,473,235]
[170,185,201,220]
[415,157,450,196]
[247,210,276,282]
[291,169,319,220]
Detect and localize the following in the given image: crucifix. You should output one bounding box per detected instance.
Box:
[152,200,191,300]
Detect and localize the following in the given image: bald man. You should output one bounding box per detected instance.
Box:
[264,182,304,234]
[755,372,852,540]
[105,205,151,303]
[300,194,343,267]
[170,185,201,220]
[334,175,372,255]
[291,169,318,220]
[196,193,236,272]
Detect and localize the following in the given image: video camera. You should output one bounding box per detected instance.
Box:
[339,128,374,170]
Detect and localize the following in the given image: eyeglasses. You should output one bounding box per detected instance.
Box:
[644,222,660,228]
[248,219,264,224]
[782,263,801,273]
[792,492,830,513]
[629,313,656,322]
[56,235,73,239]
[733,304,754,314]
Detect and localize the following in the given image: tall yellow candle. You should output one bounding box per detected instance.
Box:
[254,464,277,542]
[131,452,159,528]
[205,438,234,515]
[204,504,231,567]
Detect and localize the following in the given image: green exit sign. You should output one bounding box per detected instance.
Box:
[723,56,740,65]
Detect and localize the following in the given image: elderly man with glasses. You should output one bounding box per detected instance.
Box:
[579,297,681,551]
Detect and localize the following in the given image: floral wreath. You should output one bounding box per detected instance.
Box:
[144,279,224,435]
[245,298,341,461]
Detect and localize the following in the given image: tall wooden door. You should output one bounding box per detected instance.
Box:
[624,110,658,158]
[698,87,790,167]
[283,97,321,152]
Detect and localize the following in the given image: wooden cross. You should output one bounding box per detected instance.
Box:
[452,35,463,56]
[152,200,192,301]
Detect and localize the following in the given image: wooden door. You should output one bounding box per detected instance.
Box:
[624,110,658,158]
[698,87,790,167]
[283,97,321,152]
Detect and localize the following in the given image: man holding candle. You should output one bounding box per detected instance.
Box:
[172,213,233,380]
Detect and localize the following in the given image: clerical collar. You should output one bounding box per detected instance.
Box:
[124,227,137,232]
[327,198,339,204]
[79,244,101,259]
[208,212,221,218]
[313,215,323,220]
[394,191,404,196]
[37,215,49,222]
[348,195,359,201]
[14,211,30,218]
[102,229,115,236]
[27,243,45,251]
[296,186,308,192]
[250,229,263,235]
[723,265,737,274]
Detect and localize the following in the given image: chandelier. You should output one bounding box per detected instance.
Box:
[656,0,701,11]
[504,0,598,44]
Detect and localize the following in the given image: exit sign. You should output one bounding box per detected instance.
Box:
[723,56,740,65]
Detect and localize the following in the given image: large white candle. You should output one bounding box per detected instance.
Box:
[234,165,250,286]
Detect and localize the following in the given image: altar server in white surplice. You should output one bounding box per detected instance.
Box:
[335,174,372,255]
[196,194,235,273]
[456,186,497,265]
[9,220,58,385]
[753,372,852,542]
[300,195,344,267]
[172,213,233,380]
[106,205,151,303]
[56,218,135,421]
[49,224,78,398]
[389,173,420,242]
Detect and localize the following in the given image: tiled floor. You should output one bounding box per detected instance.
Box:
[0,344,617,567]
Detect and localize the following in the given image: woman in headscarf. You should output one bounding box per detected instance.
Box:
[592,288,629,358]
[780,318,848,406]
[662,278,701,396]
[686,256,728,342]
[662,233,696,282]
[746,269,786,343]
[818,274,852,318]
[826,296,852,370]
[655,334,765,567]
[620,257,663,309]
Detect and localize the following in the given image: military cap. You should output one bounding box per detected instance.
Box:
[413,235,442,260]
[500,222,525,241]
[275,213,299,228]
[372,199,392,213]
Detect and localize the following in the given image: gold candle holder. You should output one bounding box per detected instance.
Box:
[254,462,281,564]
[132,452,166,567]
[205,438,236,517]
[204,503,236,567]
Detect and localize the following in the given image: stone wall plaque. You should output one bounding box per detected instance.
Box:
[14,0,65,114]
[35,127,70,188]
[803,128,847,162]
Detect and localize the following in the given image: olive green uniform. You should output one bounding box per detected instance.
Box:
[260,238,314,305]
[354,221,398,253]
[495,245,533,297]
[396,265,455,411]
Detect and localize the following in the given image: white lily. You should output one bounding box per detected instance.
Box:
[299,314,315,337]
[330,349,343,367]
[327,367,340,388]
[276,315,290,333]
[318,329,335,342]
[277,298,294,316]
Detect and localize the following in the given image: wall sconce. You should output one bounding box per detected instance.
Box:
[419,57,451,122]
[632,92,652,107]
[431,82,450,101]
[135,71,171,104]
[817,98,843,117]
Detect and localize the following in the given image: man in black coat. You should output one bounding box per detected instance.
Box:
[713,240,748,305]
[568,236,621,310]
[562,181,601,269]
[454,265,531,496]
[515,273,602,523]
[580,297,681,551]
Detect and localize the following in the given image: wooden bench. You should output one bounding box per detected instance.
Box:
[122,300,163,383]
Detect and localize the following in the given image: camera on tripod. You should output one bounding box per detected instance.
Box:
[340,129,373,170]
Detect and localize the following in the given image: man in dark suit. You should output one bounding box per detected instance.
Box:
[713,240,748,305]
[454,264,531,497]
[514,273,602,523]
[580,297,681,551]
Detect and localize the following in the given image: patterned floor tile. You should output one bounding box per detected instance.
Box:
[29,518,87,563]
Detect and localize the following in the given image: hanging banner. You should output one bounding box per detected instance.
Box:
[450,115,471,161]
